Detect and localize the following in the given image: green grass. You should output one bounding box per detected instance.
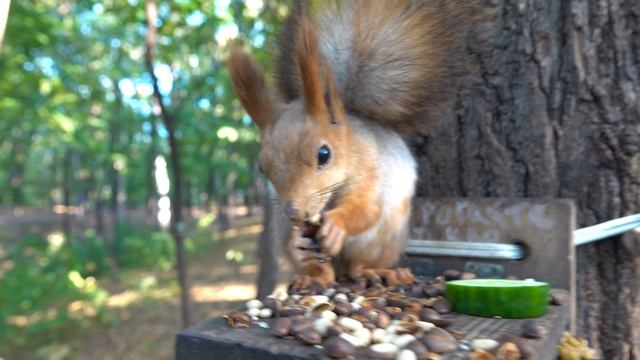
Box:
[0,221,224,357]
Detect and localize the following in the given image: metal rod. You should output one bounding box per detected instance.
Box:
[406,213,640,259]
[574,213,640,246]
[405,240,525,260]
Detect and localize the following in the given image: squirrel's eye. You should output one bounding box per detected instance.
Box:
[317,145,331,168]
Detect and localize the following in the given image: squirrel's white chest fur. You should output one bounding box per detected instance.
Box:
[338,117,417,270]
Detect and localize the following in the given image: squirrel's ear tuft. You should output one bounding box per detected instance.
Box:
[296,15,343,125]
[227,47,275,130]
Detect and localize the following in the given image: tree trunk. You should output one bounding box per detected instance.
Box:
[256,183,282,299]
[145,0,190,327]
[411,1,639,358]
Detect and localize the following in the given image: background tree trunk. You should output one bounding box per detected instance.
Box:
[411,1,639,358]
[256,183,284,299]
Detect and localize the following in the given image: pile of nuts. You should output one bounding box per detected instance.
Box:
[224,270,552,359]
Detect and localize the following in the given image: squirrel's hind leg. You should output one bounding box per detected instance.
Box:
[349,266,416,287]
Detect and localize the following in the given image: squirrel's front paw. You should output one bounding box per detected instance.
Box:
[317,213,347,256]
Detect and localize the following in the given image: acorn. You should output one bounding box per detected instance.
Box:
[324,336,356,358]
[432,299,452,314]
[262,297,282,316]
[550,289,570,306]
[270,317,292,337]
[495,342,520,360]
[405,340,430,360]
[460,272,477,280]
[334,301,353,316]
[422,328,458,354]
[442,269,461,281]
[498,334,534,358]
[280,306,305,317]
[521,320,546,339]
[299,328,322,345]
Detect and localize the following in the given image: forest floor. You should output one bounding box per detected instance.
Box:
[19,216,289,360]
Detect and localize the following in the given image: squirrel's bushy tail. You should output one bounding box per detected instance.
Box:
[277,0,478,133]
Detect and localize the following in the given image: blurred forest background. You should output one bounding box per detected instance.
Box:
[0,0,287,359]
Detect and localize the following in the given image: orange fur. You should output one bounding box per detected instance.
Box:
[226,1,475,286]
[226,48,276,130]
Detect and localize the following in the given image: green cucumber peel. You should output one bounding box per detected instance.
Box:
[445,279,550,318]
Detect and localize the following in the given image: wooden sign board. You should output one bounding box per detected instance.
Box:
[404,197,576,329]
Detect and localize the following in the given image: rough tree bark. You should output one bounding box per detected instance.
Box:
[145,0,190,327]
[411,1,639,358]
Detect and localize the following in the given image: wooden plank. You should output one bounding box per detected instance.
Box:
[407,197,576,331]
[176,304,570,360]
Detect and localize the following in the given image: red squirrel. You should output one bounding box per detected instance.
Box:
[228,0,474,289]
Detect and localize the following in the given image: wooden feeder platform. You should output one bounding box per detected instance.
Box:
[176,198,576,359]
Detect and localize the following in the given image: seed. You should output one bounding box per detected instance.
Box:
[327,325,345,337]
[314,317,333,336]
[339,333,361,347]
[334,301,353,316]
[470,338,499,352]
[422,328,458,354]
[258,308,273,318]
[310,302,335,315]
[387,296,410,309]
[423,284,444,298]
[334,293,349,303]
[397,349,417,360]
[363,297,387,310]
[270,317,292,337]
[299,328,322,345]
[324,287,337,297]
[311,295,330,304]
[324,336,356,358]
[363,321,377,331]
[550,289,570,306]
[497,334,534,358]
[405,340,429,360]
[352,295,365,305]
[442,269,461,281]
[392,334,417,348]
[291,319,314,336]
[420,308,441,322]
[432,299,452,314]
[460,272,477,280]
[268,290,288,302]
[353,327,372,346]
[280,306,305,317]
[320,310,338,322]
[247,307,261,318]
[416,321,435,332]
[262,298,282,315]
[372,328,387,343]
[495,342,520,360]
[372,310,392,328]
[521,320,546,339]
[246,299,263,310]
[338,317,363,332]
[404,300,423,315]
[223,311,251,328]
[369,343,399,359]
[386,306,404,320]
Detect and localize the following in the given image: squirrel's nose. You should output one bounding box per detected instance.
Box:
[284,202,301,221]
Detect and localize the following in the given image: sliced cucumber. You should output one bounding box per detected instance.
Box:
[445,279,550,318]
